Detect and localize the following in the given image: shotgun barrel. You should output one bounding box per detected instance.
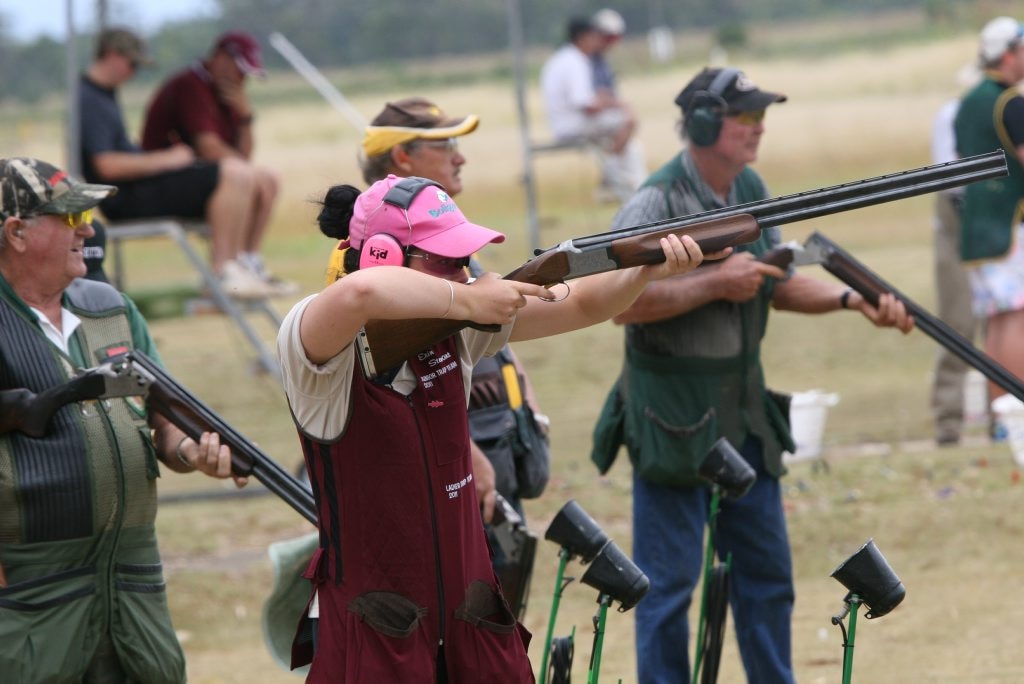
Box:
[567,150,1006,251]
[804,231,1024,403]
[123,351,318,525]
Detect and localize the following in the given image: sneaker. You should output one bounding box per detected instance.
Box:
[217,259,277,300]
[258,272,300,297]
[240,253,299,297]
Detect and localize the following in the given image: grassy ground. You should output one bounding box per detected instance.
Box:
[5,9,1024,682]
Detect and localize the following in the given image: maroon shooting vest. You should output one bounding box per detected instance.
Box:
[294,338,534,682]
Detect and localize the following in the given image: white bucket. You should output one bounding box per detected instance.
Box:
[963,370,989,427]
[990,394,1024,466]
[785,390,840,463]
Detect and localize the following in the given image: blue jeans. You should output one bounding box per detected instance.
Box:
[632,436,795,683]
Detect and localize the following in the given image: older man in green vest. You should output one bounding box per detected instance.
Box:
[0,157,246,683]
[591,67,912,683]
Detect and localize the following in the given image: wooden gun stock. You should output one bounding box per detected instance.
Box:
[1,372,117,438]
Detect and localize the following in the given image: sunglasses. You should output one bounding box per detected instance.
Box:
[406,247,470,275]
[412,138,459,153]
[728,110,766,126]
[55,209,94,228]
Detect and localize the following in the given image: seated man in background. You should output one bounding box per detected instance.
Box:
[78,28,289,299]
[141,31,292,293]
[591,8,626,96]
[540,13,646,203]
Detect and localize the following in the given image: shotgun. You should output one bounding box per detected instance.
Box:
[780,232,1024,403]
[1,360,152,437]
[105,351,318,525]
[358,150,1008,375]
[1,353,315,524]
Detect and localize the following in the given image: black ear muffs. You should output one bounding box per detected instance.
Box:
[684,67,741,147]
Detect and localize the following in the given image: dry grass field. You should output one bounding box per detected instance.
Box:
[4,9,1024,683]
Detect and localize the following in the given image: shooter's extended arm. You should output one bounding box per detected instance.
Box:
[358,151,1008,374]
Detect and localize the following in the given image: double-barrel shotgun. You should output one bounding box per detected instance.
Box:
[778,232,1024,403]
[358,150,1008,375]
[0,352,317,524]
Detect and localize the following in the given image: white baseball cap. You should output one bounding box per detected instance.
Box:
[592,8,626,36]
[979,16,1023,63]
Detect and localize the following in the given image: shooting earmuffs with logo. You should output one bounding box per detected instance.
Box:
[683,67,741,147]
[356,176,443,270]
[357,232,404,269]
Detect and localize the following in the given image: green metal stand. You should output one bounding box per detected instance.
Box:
[692,486,730,684]
[586,594,612,684]
[832,594,862,684]
[540,548,572,684]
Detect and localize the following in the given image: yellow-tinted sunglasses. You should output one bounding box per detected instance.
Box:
[54,209,94,228]
[729,110,766,126]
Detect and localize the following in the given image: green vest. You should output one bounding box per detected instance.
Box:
[592,156,794,487]
[0,278,185,684]
[954,76,1024,261]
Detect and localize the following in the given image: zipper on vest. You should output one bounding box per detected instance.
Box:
[407,394,448,651]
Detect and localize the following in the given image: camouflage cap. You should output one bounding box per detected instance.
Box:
[0,158,116,220]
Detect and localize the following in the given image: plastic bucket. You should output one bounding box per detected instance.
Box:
[990,394,1024,466]
[963,370,989,427]
[785,390,840,463]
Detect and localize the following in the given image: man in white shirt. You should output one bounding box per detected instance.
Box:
[540,14,646,203]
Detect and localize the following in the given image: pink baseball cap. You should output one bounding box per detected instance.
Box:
[215,31,265,77]
[351,175,505,258]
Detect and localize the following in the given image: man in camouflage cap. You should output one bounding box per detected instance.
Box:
[0,157,116,222]
[0,157,246,683]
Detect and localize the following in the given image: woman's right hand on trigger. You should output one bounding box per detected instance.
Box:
[466,272,553,324]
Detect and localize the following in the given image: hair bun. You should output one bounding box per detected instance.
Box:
[317,184,361,239]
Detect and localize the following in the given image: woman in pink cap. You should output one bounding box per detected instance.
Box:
[276,174,711,682]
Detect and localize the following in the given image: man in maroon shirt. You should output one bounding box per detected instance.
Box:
[142,31,291,292]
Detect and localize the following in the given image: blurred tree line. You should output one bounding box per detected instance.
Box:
[0,0,975,103]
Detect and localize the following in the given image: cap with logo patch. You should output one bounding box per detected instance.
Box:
[0,157,116,220]
[675,67,787,115]
[350,174,504,258]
